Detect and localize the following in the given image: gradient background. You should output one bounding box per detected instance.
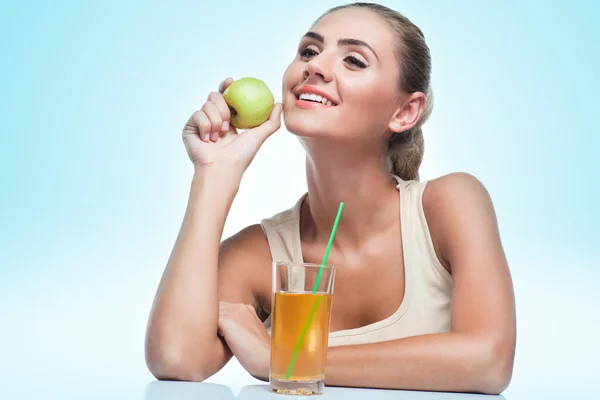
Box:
[1,0,598,399]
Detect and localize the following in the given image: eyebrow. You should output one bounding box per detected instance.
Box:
[302,31,379,60]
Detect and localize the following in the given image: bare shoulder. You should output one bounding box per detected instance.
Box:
[422,172,501,271]
[217,224,272,312]
[423,172,492,208]
[220,223,272,259]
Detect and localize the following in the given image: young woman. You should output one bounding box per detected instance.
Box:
[145,2,516,395]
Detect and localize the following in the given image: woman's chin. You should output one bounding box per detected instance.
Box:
[285,126,329,139]
[283,115,334,138]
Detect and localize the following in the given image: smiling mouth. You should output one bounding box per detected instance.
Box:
[295,93,338,106]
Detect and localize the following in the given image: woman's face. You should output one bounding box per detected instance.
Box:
[282,7,402,140]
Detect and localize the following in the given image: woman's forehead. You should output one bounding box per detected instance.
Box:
[309,8,395,53]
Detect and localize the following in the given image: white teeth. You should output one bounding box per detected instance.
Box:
[298,92,335,106]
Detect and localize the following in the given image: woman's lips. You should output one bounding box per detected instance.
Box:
[294,99,335,109]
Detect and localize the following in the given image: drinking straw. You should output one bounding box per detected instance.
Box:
[285,202,344,380]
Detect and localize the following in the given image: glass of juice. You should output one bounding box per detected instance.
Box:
[269,261,336,395]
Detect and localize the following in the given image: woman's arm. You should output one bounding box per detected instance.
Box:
[324,172,516,394]
[144,167,270,382]
[144,167,238,381]
[144,77,281,382]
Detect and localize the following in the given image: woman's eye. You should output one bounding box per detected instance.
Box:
[345,55,368,69]
[299,48,318,58]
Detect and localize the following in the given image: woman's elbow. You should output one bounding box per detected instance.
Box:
[476,338,515,394]
[478,367,512,395]
[145,340,210,382]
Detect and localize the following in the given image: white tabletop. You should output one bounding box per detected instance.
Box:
[144,381,507,400]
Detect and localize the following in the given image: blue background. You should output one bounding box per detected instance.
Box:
[1,0,598,398]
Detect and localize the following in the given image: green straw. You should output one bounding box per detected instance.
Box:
[285,201,344,380]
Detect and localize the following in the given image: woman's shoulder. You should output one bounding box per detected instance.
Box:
[422,172,494,222]
[222,192,305,253]
[421,172,499,265]
[219,224,272,265]
[220,191,305,265]
[423,172,490,203]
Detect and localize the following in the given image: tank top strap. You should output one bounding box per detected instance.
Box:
[392,174,423,236]
[260,193,306,264]
[260,194,306,330]
[392,174,453,287]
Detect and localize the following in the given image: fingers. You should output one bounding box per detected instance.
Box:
[218,302,262,342]
[267,102,283,123]
[189,109,211,142]
[207,91,231,138]
[201,101,224,142]
[219,301,257,317]
[219,77,234,94]
[196,78,234,143]
[184,78,235,144]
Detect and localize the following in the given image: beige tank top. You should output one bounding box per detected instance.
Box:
[260,175,453,347]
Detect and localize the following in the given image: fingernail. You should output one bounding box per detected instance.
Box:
[222,121,229,132]
[203,133,210,142]
[210,132,219,141]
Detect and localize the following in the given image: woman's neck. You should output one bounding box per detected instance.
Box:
[301,139,400,250]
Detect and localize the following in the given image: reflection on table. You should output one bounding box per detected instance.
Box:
[144,381,507,400]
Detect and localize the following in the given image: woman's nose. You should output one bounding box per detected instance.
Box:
[304,56,333,82]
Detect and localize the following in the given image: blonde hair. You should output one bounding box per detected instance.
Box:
[317,2,433,181]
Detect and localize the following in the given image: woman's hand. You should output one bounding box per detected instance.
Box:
[181,77,283,176]
[217,301,271,380]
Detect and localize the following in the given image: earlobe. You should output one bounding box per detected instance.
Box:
[388,92,425,133]
[389,120,406,133]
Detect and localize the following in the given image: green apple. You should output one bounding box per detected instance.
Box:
[223,77,275,129]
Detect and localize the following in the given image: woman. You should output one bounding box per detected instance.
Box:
[144,2,516,395]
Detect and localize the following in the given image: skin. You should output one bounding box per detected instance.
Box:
[144,7,516,395]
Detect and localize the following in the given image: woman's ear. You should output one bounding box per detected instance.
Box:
[388,92,425,133]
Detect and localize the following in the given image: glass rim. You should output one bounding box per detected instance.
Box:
[273,261,335,269]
